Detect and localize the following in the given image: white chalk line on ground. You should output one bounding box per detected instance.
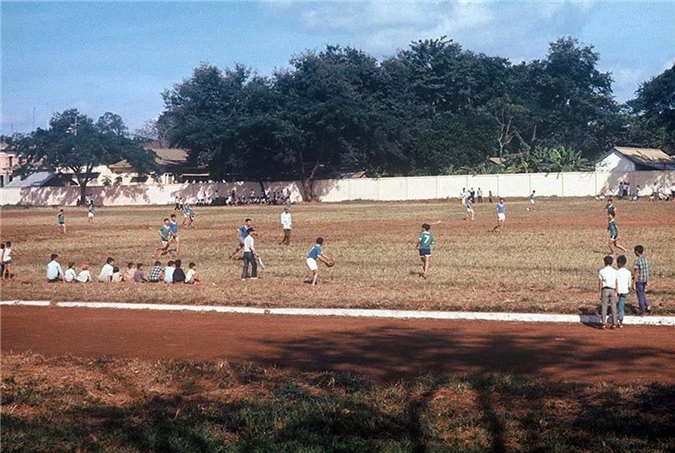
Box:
[2,300,674,326]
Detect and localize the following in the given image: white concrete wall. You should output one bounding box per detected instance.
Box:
[1,171,673,206]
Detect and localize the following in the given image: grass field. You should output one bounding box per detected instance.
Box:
[2,198,675,451]
[1,198,674,314]
[2,353,674,452]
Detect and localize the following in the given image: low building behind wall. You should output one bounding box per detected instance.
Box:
[1,171,673,206]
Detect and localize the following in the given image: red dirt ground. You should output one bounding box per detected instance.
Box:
[2,306,673,384]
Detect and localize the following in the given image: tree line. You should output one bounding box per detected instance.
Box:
[5,36,673,201]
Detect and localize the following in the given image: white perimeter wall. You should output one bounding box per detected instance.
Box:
[1,171,673,206]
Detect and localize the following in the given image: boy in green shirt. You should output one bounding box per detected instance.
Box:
[607,212,626,254]
[416,223,435,280]
[155,218,172,257]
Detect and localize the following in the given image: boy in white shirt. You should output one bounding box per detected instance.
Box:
[185,262,201,284]
[598,255,618,329]
[163,260,175,283]
[98,257,115,283]
[615,255,632,328]
[76,264,92,283]
[64,262,77,283]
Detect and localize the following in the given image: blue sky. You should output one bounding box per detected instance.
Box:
[2,0,673,135]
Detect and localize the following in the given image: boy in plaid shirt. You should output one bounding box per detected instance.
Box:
[633,245,651,315]
[149,260,163,283]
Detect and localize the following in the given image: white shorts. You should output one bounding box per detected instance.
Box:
[530,199,535,205]
[306,258,318,271]
[88,212,94,218]
[498,213,506,221]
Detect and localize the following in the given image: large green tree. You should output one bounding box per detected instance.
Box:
[626,64,675,153]
[19,109,156,203]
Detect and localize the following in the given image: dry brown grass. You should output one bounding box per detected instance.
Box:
[2,353,674,452]
[1,198,674,314]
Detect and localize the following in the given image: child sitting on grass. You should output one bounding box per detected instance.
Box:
[185,262,201,284]
[163,261,175,283]
[123,262,136,282]
[76,264,92,283]
[134,263,148,283]
[64,262,77,283]
[149,261,163,283]
[111,266,123,283]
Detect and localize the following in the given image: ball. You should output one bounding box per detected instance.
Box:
[326,258,335,268]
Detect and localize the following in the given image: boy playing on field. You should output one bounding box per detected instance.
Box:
[492,198,506,233]
[229,218,253,259]
[607,212,626,254]
[598,255,618,329]
[169,214,180,253]
[615,255,631,328]
[417,224,434,280]
[87,204,95,223]
[2,241,17,280]
[57,209,66,234]
[155,218,172,257]
[605,198,616,216]
[633,245,651,315]
[306,237,332,286]
[528,190,536,211]
[465,198,475,221]
[242,228,258,280]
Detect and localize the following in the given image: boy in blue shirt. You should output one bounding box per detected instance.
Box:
[229,218,252,259]
[417,224,434,279]
[492,198,506,233]
[306,237,332,286]
[169,214,179,253]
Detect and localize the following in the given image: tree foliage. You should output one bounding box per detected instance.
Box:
[18,109,156,203]
[157,36,670,192]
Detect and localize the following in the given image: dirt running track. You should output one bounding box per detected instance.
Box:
[2,306,674,384]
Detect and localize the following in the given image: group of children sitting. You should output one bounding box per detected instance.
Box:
[47,255,201,284]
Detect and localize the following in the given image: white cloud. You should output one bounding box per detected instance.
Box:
[264,0,596,60]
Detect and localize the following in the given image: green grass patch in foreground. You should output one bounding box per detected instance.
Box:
[2,354,674,452]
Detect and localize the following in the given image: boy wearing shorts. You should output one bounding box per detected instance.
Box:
[417,224,434,279]
[155,218,171,257]
[492,198,506,233]
[169,214,179,252]
[465,198,475,221]
[306,237,332,286]
[229,218,252,259]
[607,212,626,254]
[87,205,95,223]
[57,209,66,234]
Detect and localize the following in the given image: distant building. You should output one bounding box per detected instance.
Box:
[595,146,675,172]
[0,142,19,187]
[56,148,207,186]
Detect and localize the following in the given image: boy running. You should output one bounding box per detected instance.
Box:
[229,218,252,259]
[169,214,180,252]
[87,204,95,223]
[417,224,434,279]
[306,237,332,286]
[155,218,171,257]
[607,212,626,254]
